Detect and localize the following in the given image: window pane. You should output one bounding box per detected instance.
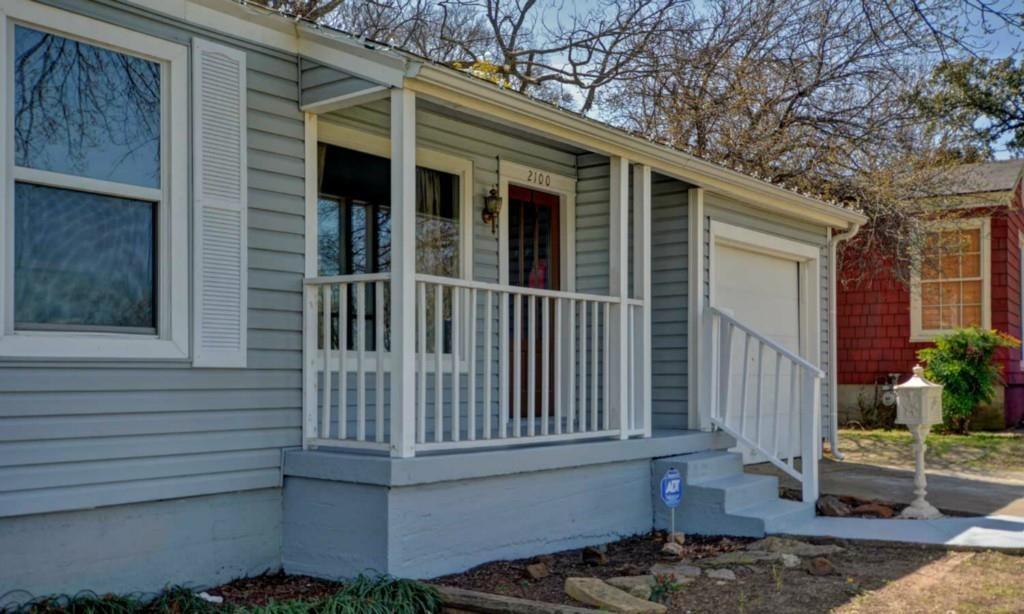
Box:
[962,280,982,304]
[940,254,959,279]
[922,307,941,329]
[962,305,982,327]
[14,26,161,188]
[940,306,959,329]
[920,282,940,307]
[350,203,369,273]
[416,168,459,277]
[14,183,156,330]
[318,197,341,276]
[961,252,981,277]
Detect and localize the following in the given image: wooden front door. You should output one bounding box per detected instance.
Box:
[508,185,560,418]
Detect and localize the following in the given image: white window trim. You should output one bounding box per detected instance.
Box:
[707,219,822,367]
[311,119,475,372]
[496,159,577,291]
[0,0,189,360]
[909,217,991,343]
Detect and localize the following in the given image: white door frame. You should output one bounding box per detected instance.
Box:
[708,220,821,367]
[497,159,576,291]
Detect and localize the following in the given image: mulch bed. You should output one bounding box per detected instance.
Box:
[207,572,342,606]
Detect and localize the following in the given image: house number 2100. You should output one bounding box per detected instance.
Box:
[526,169,552,187]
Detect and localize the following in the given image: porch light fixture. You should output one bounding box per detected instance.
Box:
[483,186,502,235]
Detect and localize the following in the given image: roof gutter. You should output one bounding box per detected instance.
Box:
[407,64,866,229]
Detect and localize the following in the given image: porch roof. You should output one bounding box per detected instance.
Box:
[201,0,866,229]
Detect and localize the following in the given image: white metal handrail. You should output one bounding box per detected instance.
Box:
[704,305,821,502]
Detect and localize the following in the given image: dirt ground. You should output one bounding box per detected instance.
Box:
[433,533,1024,614]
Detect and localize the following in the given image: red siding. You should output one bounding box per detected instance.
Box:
[837,177,1024,426]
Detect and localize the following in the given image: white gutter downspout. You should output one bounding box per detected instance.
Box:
[829,222,861,460]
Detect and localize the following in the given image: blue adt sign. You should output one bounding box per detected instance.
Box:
[660,467,682,508]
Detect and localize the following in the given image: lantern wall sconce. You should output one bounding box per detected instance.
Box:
[483,187,502,235]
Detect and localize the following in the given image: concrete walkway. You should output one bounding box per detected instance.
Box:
[781,514,1024,550]
[747,458,1024,516]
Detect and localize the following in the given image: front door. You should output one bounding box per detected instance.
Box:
[508,185,560,417]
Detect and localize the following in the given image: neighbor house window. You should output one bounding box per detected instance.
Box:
[0,8,188,359]
[911,219,990,341]
[316,143,464,352]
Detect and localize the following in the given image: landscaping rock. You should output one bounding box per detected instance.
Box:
[668,532,686,546]
[606,576,656,601]
[650,562,702,581]
[564,578,667,613]
[817,495,852,517]
[747,536,845,557]
[525,562,550,580]
[704,548,790,568]
[852,502,896,518]
[582,546,609,566]
[780,553,801,569]
[705,569,737,581]
[660,542,685,559]
[806,557,838,576]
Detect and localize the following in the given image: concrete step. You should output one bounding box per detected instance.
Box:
[732,499,816,534]
[670,451,744,484]
[684,472,780,511]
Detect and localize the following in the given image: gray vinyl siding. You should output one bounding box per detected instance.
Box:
[650,173,691,429]
[0,0,306,518]
[576,154,610,295]
[701,193,833,431]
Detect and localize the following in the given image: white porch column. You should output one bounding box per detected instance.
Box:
[609,156,630,438]
[687,188,709,431]
[632,164,652,437]
[389,88,416,457]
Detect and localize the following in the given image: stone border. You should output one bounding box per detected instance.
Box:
[434,585,598,613]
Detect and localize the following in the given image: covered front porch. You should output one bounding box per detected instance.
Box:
[299,80,655,459]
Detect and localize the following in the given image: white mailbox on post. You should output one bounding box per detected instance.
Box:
[895,365,943,519]
[895,365,943,427]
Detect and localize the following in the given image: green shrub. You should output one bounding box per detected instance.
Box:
[916,327,1020,434]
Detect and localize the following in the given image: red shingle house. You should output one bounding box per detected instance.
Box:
[836,160,1024,430]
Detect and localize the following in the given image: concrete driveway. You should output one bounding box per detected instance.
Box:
[747,458,1024,517]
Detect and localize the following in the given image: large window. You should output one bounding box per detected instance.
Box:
[0,7,188,359]
[911,219,990,340]
[316,143,465,352]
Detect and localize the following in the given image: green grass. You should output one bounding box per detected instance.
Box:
[6,576,441,614]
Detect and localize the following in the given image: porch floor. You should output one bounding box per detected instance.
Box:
[285,428,734,487]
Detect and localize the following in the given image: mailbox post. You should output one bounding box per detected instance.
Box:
[895,365,944,519]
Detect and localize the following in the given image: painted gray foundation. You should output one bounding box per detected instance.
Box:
[0,489,282,601]
[283,431,732,579]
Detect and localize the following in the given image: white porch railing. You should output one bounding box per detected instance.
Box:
[302,273,649,454]
[704,306,822,502]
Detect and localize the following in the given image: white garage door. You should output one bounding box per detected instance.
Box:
[713,242,801,462]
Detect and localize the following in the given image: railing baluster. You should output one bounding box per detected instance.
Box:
[339,284,348,440]
[321,285,332,440]
[738,334,751,435]
[434,284,443,443]
[528,295,537,437]
[789,364,799,469]
[417,282,426,444]
[452,286,461,443]
[717,318,735,435]
[628,304,636,431]
[554,297,563,435]
[513,293,522,438]
[566,299,576,433]
[578,301,587,432]
[754,341,765,448]
[356,282,366,441]
[771,352,782,457]
[542,296,550,436]
[591,301,599,432]
[483,290,493,440]
[603,302,610,431]
[467,288,477,441]
[499,291,509,439]
[375,281,385,443]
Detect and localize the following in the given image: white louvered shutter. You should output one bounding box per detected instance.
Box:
[192,38,248,368]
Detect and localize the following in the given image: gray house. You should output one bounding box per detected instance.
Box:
[0,0,865,599]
